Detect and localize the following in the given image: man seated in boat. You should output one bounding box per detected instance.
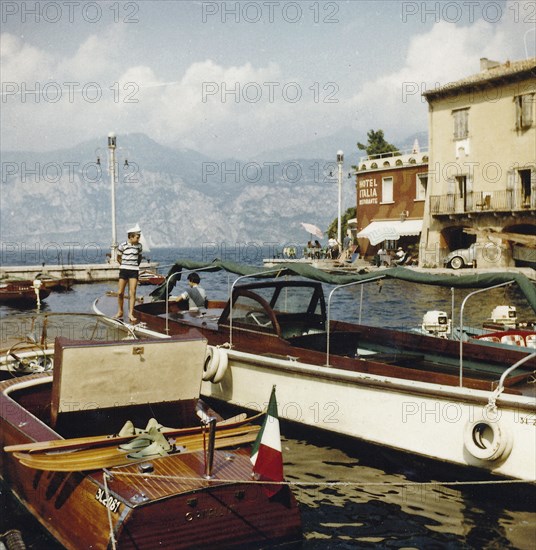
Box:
[170,272,208,309]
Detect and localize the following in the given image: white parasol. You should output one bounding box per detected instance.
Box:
[301,222,323,239]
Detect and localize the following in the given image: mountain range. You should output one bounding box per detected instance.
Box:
[0,130,426,251]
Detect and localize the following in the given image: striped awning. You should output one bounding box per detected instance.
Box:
[357,219,423,245]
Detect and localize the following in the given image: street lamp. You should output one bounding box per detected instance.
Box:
[108,132,118,264]
[336,150,344,246]
[95,133,130,264]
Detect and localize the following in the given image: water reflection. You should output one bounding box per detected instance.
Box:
[283,428,535,549]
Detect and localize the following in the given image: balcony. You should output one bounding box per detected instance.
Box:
[358,148,429,172]
[430,190,535,216]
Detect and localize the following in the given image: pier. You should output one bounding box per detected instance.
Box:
[0,262,159,283]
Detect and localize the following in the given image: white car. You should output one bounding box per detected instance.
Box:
[444,243,477,269]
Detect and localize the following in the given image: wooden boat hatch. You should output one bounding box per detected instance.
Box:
[50,335,207,429]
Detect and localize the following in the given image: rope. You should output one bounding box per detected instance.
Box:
[107,471,535,488]
[103,470,117,550]
[486,385,504,412]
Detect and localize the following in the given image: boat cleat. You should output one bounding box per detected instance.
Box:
[138,462,154,473]
[130,492,149,504]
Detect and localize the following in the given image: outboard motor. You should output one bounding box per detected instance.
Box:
[490,305,517,327]
[421,310,451,338]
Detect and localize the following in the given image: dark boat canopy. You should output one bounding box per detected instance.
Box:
[150,259,536,313]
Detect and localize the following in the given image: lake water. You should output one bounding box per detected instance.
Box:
[1,247,535,549]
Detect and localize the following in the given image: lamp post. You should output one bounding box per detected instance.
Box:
[108,132,118,264]
[96,133,130,264]
[336,150,344,246]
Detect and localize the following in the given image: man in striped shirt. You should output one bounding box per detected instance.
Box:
[114,225,143,322]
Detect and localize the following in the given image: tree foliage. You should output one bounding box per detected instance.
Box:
[328,206,356,240]
[357,129,398,157]
[328,130,397,241]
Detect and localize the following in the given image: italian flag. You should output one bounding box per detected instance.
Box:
[250,386,283,496]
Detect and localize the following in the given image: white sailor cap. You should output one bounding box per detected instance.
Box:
[127,223,141,234]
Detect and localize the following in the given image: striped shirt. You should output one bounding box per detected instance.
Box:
[118,241,143,271]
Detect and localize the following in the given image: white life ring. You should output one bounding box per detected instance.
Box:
[212,348,228,384]
[203,346,220,381]
[463,414,512,462]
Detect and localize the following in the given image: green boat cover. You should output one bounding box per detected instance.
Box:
[150,260,536,313]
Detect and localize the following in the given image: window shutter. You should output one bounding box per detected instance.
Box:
[466,175,474,210]
[522,95,534,127]
[506,171,514,208]
[506,170,515,189]
[466,174,473,192]
[515,97,522,129]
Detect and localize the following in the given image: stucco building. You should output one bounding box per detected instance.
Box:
[420,57,536,268]
[355,145,427,263]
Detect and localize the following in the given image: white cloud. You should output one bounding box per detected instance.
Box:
[347,11,533,144]
[1,0,534,157]
[0,33,55,82]
[148,60,288,152]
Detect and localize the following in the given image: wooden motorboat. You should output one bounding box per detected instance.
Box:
[0,281,51,306]
[121,261,536,481]
[35,273,75,291]
[415,306,536,350]
[1,272,74,296]
[0,332,302,549]
[138,270,166,286]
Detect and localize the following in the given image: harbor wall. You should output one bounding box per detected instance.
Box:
[0,262,158,283]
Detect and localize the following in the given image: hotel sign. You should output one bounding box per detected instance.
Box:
[358,178,378,205]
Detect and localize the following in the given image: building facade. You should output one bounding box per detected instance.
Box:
[355,147,427,262]
[420,57,536,268]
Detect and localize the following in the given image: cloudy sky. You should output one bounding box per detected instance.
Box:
[1,0,534,159]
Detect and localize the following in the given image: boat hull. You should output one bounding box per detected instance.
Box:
[200,349,536,480]
[0,285,50,305]
[0,375,302,549]
[2,447,299,549]
[117,271,536,482]
[132,298,536,481]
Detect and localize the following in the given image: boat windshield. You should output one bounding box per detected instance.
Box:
[226,283,324,334]
[231,295,275,331]
[270,286,322,315]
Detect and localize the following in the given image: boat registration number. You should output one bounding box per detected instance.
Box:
[95,487,121,513]
[519,415,536,426]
